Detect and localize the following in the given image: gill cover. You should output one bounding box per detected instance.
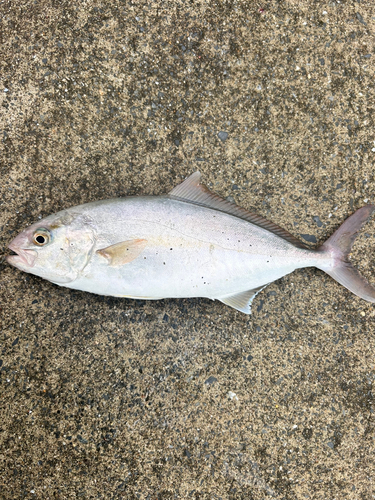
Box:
[50,212,96,283]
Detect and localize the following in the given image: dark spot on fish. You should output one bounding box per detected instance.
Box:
[163,262,166,265]
[170,248,173,250]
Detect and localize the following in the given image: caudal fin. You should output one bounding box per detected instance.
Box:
[318,205,375,303]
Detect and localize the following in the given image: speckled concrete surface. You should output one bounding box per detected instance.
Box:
[1,1,375,498]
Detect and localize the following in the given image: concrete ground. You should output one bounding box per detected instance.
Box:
[1,0,375,498]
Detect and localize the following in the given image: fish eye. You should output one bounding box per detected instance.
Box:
[33,228,51,246]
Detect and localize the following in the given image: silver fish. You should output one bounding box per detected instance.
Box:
[6,172,375,313]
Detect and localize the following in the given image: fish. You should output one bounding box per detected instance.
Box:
[6,171,375,314]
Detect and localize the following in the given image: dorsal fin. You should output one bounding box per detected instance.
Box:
[168,172,307,249]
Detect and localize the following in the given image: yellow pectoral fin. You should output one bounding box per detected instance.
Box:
[96,239,147,267]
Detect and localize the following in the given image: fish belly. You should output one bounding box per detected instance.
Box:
[67,197,316,299]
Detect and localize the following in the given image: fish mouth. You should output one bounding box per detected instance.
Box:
[6,244,37,268]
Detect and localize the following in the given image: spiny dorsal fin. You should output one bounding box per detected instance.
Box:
[168,172,307,249]
[218,285,268,314]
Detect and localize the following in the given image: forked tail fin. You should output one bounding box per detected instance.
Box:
[317,205,375,302]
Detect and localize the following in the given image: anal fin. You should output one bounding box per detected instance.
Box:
[218,285,268,314]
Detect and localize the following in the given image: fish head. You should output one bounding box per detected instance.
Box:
[6,210,96,284]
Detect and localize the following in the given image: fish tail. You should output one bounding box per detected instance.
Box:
[316,205,375,302]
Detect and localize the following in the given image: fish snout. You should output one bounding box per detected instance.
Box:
[6,243,37,268]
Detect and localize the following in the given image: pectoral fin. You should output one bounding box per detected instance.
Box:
[218,285,268,314]
[97,239,147,267]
